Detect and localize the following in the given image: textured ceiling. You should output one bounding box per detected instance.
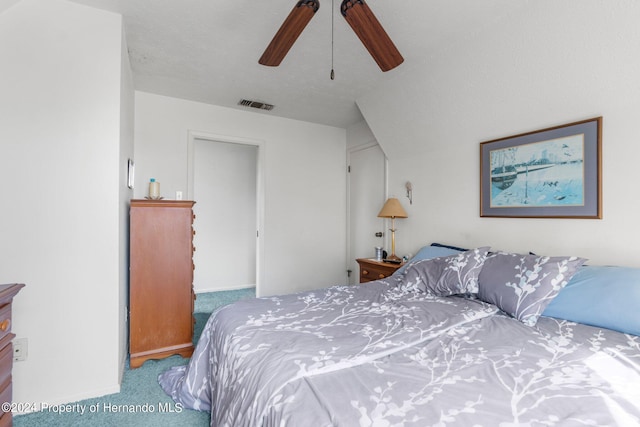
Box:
[67,0,527,128]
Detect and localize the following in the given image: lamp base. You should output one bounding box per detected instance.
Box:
[384,254,402,262]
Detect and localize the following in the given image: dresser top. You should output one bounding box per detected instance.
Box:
[0,283,25,303]
[131,199,195,208]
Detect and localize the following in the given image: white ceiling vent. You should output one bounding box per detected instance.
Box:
[238,99,274,111]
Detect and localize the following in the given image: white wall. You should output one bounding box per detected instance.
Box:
[134,92,347,296]
[0,0,19,13]
[118,21,135,379]
[0,0,132,405]
[346,120,377,150]
[357,0,640,267]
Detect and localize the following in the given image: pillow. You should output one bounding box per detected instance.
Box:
[401,247,490,296]
[393,244,464,276]
[543,266,640,336]
[478,252,586,327]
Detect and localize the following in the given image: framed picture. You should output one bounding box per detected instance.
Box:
[480,117,602,218]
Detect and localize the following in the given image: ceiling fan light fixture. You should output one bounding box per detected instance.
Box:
[259,0,320,67]
[340,0,404,72]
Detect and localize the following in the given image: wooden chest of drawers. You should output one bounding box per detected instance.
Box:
[129,200,195,368]
[0,283,24,427]
[356,258,403,283]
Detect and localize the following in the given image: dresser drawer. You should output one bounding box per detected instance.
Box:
[0,283,24,427]
[0,341,12,424]
[0,380,11,426]
[0,304,11,344]
[356,258,403,283]
[361,265,390,281]
[0,342,11,391]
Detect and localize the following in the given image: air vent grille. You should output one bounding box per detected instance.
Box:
[238,99,274,111]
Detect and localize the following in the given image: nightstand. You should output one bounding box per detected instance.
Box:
[356,258,403,283]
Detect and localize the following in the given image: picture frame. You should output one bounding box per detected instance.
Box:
[480,117,602,218]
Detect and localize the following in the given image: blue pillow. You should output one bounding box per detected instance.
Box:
[542,265,640,336]
[394,244,464,276]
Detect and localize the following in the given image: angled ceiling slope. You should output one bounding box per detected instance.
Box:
[67,0,529,128]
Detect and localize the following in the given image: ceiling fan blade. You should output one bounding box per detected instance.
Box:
[341,0,404,72]
[259,0,320,67]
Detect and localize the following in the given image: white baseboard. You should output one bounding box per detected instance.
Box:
[15,384,121,415]
[195,284,256,294]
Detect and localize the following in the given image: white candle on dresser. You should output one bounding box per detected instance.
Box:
[149,178,160,199]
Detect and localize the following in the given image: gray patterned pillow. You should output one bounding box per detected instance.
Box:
[401,247,490,296]
[478,251,586,326]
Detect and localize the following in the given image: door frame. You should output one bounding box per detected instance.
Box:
[186,130,265,295]
[346,141,389,281]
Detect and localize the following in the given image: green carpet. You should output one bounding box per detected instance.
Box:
[14,287,256,427]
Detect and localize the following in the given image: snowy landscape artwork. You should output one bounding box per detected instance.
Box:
[490,135,585,208]
[480,117,602,218]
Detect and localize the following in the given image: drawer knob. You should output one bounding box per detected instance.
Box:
[0,319,9,331]
[362,270,369,276]
[378,273,385,279]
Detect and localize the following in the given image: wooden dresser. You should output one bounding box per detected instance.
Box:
[0,283,24,427]
[129,200,195,369]
[356,258,403,283]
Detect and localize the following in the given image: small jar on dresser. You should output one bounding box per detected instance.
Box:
[356,258,403,283]
[0,283,25,427]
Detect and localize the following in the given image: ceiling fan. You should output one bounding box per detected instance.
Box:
[259,0,404,72]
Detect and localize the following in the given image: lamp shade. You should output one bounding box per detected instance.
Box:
[377,197,408,219]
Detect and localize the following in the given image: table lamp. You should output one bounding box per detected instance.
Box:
[377,197,408,261]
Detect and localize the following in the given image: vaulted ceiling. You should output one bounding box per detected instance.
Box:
[66,0,526,128]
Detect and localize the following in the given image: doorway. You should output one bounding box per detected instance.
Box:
[187,132,264,294]
[347,142,387,284]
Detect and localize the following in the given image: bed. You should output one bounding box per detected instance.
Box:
[159,244,640,426]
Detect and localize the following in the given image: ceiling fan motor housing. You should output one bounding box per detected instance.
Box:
[340,0,363,17]
[298,0,319,12]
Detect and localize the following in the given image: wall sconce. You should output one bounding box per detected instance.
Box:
[405,181,413,205]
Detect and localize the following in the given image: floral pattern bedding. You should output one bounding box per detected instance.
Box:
[158,278,640,427]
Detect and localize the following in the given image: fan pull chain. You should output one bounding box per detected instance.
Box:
[330,0,335,80]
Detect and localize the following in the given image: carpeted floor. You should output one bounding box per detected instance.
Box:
[14,287,256,427]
